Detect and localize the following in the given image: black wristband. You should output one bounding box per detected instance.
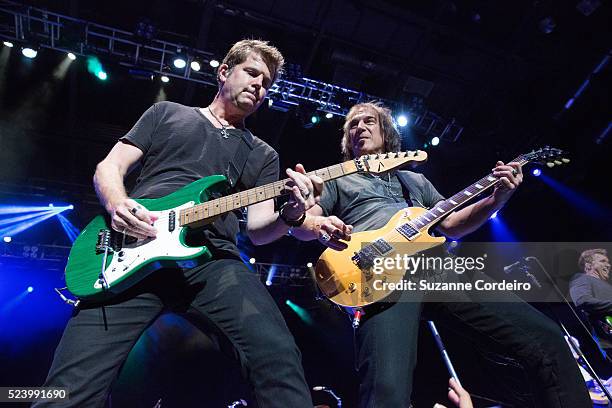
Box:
[278,202,306,227]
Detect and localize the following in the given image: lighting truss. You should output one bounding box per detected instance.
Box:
[0,0,463,141]
[250,262,312,286]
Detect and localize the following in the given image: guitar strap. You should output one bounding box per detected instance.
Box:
[225,129,255,190]
[394,170,415,207]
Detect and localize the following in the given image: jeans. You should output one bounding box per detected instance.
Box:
[356,271,592,408]
[34,258,313,408]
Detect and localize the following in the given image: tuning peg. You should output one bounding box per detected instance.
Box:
[546,162,555,168]
[561,158,570,163]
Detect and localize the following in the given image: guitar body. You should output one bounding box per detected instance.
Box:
[65,175,229,301]
[315,207,445,307]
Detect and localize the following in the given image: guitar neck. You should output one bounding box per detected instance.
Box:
[179,161,360,227]
[404,156,529,231]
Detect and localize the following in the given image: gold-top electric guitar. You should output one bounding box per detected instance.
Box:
[314,147,569,308]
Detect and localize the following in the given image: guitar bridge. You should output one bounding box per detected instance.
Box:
[96,229,112,254]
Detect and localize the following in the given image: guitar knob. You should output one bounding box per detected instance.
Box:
[348,282,357,292]
[363,286,371,297]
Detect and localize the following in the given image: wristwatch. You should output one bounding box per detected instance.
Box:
[278,202,306,227]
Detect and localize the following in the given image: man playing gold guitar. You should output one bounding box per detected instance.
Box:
[291,102,592,407]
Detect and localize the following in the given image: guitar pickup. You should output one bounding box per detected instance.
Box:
[168,210,176,232]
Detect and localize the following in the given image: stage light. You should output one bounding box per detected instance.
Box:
[532,168,542,177]
[249,257,256,264]
[490,211,498,219]
[325,113,333,119]
[265,280,272,286]
[3,236,11,243]
[173,50,187,69]
[431,136,440,146]
[190,60,201,71]
[27,286,34,293]
[161,75,170,83]
[48,203,54,207]
[68,204,74,210]
[3,41,14,48]
[311,115,320,124]
[97,71,108,80]
[397,115,409,127]
[268,99,273,108]
[285,299,313,325]
[306,262,313,268]
[67,52,76,61]
[209,59,220,68]
[22,47,37,59]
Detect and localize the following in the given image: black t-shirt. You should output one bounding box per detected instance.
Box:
[317,170,444,232]
[120,101,279,257]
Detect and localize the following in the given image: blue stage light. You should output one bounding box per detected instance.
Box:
[397,115,409,127]
[27,286,34,293]
[431,136,440,146]
[532,168,542,177]
[490,211,498,219]
[3,236,11,243]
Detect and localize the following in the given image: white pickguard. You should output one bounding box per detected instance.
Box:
[94,202,202,289]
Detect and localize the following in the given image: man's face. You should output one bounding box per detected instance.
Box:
[347,107,384,157]
[218,52,273,115]
[586,254,610,281]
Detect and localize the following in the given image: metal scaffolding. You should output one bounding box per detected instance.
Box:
[0,0,463,141]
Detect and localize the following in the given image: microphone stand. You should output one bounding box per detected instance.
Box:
[527,256,612,405]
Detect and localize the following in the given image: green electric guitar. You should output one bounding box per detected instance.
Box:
[65,151,428,301]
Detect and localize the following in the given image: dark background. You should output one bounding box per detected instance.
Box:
[0,0,611,407]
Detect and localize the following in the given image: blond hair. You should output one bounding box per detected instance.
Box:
[341,102,401,160]
[219,39,285,84]
[578,248,608,272]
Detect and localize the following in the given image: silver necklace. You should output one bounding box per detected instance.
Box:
[207,107,230,139]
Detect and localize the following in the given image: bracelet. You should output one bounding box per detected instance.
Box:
[278,202,306,227]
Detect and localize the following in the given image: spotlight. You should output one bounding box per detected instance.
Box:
[67,52,76,61]
[265,280,272,286]
[310,115,320,124]
[97,71,108,80]
[173,50,187,69]
[325,113,333,119]
[267,99,274,108]
[249,257,256,264]
[532,168,542,177]
[397,115,409,127]
[22,47,38,59]
[209,59,220,68]
[27,286,34,293]
[48,203,54,207]
[190,60,201,71]
[3,236,11,243]
[3,41,14,48]
[431,136,440,146]
[490,211,498,219]
[306,262,313,268]
[160,75,170,83]
[68,204,74,210]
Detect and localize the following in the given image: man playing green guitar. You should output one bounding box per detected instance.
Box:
[35,39,330,408]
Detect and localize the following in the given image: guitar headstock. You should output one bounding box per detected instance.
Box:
[355,150,428,174]
[520,146,570,168]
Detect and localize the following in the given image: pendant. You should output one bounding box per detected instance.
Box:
[221,127,229,139]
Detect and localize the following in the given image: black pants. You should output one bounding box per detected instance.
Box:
[356,272,592,408]
[34,258,313,408]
